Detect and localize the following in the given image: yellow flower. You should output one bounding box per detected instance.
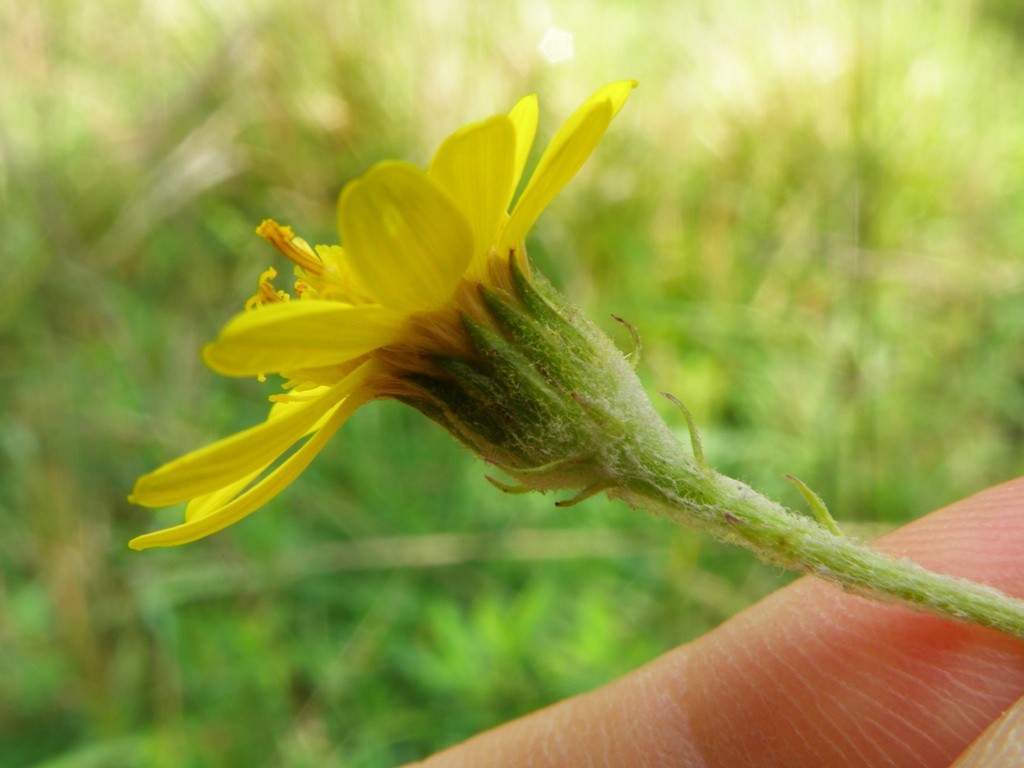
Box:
[129,80,637,550]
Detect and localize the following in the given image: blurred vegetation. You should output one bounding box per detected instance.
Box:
[3,0,1024,765]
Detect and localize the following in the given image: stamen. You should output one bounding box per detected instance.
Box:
[256,219,325,276]
[245,267,290,311]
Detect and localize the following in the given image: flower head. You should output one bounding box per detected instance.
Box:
[129,81,637,549]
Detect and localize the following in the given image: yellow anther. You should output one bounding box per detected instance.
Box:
[256,219,325,276]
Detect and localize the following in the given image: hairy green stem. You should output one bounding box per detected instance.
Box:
[618,466,1024,640]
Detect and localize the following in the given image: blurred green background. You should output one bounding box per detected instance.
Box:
[4,0,1024,765]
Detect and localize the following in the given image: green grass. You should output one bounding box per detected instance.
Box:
[4,0,1024,765]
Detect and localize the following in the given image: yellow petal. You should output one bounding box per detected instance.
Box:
[184,468,264,523]
[338,161,474,312]
[313,244,347,272]
[508,93,538,196]
[267,385,332,420]
[594,79,636,118]
[268,385,338,437]
[501,80,637,253]
[129,360,377,508]
[428,115,516,279]
[128,387,372,550]
[181,384,345,525]
[202,301,404,377]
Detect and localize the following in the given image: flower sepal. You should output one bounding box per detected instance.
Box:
[397,258,713,504]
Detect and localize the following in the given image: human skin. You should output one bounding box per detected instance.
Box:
[406,477,1024,767]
